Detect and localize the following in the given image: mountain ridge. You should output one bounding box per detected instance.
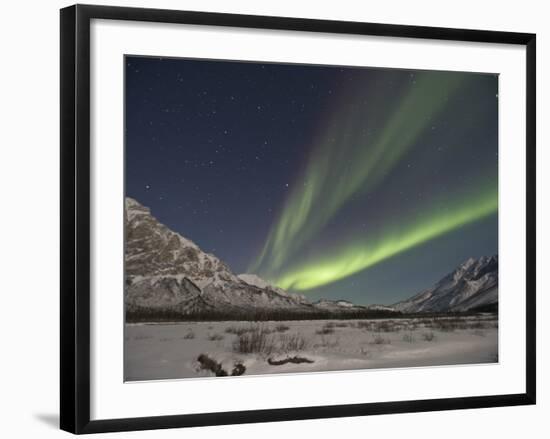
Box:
[125,197,497,320]
[392,255,498,313]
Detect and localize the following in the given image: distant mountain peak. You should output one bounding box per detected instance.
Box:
[393,255,498,313]
[313,298,365,311]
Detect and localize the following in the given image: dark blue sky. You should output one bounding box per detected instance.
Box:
[125,56,498,305]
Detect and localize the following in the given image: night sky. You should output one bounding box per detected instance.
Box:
[125,56,498,306]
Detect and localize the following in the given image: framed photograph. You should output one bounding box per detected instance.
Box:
[60,4,536,434]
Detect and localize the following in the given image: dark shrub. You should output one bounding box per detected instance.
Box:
[232,325,275,355]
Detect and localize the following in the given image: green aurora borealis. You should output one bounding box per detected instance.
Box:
[275,181,497,290]
[250,70,498,294]
[126,57,498,305]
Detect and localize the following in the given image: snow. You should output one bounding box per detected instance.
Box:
[238,273,292,298]
[238,274,272,289]
[125,315,498,381]
[367,304,397,312]
[393,255,498,312]
[314,299,363,310]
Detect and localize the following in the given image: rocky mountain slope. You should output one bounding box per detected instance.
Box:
[125,197,311,318]
[392,255,498,313]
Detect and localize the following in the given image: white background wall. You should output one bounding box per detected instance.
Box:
[0,0,546,437]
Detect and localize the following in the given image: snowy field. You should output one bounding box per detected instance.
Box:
[124,315,498,381]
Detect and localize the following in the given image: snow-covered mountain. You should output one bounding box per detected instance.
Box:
[125,197,311,317]
[237,273,295,298]
[309,299,399,314]
[237,274,274,290]
[366,304,398,312]
[313,298,362,310]
[392,256,498,313]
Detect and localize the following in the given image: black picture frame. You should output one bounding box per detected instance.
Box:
[60,4,536,434]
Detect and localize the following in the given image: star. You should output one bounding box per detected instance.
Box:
[125,55,497,307]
